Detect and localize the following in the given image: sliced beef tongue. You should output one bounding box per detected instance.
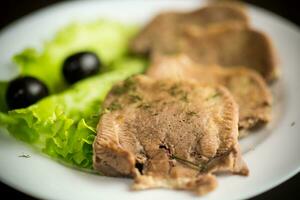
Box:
[178,24,278,82]
[93,75,248,195]
[131,2,278,82]
[147,54,272,131]
[131,2,249,55]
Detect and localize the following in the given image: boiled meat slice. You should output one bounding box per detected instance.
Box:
[147,54,272,131]
[93,75,248,195]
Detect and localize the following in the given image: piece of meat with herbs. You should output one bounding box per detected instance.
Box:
[131,2,249,55]
[93,75,248,195]
[147,54,272,131]
[131,2,278,82]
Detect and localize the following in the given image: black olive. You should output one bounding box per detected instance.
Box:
[5,76,49,110]
[62,51,101,84]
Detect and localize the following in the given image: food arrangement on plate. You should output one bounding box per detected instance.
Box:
[0,2,279,196]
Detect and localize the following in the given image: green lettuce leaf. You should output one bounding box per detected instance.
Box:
[13,20,138,93]
[0,59,146,169]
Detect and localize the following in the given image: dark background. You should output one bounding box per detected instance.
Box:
[0,0,299,199]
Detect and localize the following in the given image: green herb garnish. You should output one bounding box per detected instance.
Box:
[168,84,189,102]
[180,92,189,102]
[186,111,197,116]
[206,93,220,101]
[107,102,122,111]
[111,77,136,95]
[137,102,151,109]
[168,84,180,96]
[129,94,142,103]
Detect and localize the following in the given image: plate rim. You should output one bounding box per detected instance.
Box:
[1,0,300,200]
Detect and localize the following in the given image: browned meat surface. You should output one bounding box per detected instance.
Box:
[131,3,278,82]
[131,3,249,55]
[93,75,248,195]
[179,24,278,82]
[147,54,272,130]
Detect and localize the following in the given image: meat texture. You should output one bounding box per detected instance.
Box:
[131,3,278,82]
[93,75,248,195]
[147,54,272,131]
[179,25,278,82]
[131,2,249,55]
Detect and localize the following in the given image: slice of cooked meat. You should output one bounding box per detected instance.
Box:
[93,75,248,195]
[147,54,272,130]
[131,2,249,55]
[178,24,278,82]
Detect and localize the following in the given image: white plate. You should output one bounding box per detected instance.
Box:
[0,0,300,199]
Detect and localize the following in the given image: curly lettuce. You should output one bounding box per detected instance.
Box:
[0,20,147,170]
[13,20,138,93]
[0,59,146,169]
